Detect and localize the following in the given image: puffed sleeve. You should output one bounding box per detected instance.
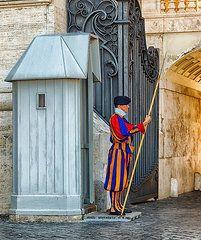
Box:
[123,117,145,134]
[110,115,145,141]
[129,122,145,134]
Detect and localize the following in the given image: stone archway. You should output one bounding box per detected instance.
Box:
[159,48,201,199]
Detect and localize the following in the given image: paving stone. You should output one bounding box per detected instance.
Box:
[0,191,200,240]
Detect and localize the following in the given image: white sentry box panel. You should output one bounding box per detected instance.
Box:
[11,79,82,215]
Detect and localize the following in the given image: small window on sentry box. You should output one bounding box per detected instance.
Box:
[37,93,46,109]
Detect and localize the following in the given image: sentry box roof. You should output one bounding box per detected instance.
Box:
[5,33,101,82]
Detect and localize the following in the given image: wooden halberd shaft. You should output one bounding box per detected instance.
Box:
[121,54,167,216]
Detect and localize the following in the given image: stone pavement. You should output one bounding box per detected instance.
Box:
[0,191,200,240]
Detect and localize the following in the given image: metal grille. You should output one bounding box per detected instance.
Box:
[127,0,159,202]
[67,0,118,120]
[67,0,160,203]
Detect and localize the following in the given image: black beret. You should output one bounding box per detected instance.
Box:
[114,96,131,106]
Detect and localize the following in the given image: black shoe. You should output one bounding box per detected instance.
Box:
[110,210,125,216]
[124,208,132,213]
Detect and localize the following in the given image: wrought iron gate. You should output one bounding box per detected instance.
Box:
[67,0,159,203]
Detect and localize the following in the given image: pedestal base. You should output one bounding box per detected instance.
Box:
[84,211,141,222]
[10,194,82,216]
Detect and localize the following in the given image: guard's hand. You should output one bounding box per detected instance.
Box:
[143,115,152,126]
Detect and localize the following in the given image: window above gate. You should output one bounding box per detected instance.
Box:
[161,0,200,12]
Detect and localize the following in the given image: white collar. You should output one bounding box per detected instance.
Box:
[115,108,126,117]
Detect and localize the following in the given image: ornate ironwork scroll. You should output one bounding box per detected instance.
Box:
[68,0,118,120]
[67,0,159,121]
[128,0,159,83]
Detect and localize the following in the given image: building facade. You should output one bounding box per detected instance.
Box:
[0,0,200,215]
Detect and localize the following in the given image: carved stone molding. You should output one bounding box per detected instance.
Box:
[161,0,200,12]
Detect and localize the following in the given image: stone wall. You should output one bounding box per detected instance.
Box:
[93,113,111,211]
[0,0,67,214]
[54,0,67,33]
[141,0,201,199]
[159,80,201,199]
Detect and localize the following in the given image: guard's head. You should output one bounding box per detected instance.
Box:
[114,96,131,113]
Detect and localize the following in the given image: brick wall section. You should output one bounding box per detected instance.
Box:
[0,0,67,214]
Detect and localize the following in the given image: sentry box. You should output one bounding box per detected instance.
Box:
[5,33,101,217]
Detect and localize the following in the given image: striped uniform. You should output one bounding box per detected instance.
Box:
[104,114,145,192]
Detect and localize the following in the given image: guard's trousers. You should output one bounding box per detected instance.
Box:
[110,191,123,211]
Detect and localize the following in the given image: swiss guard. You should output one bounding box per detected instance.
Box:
[104,96,151,215]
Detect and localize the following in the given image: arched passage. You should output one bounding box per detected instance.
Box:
[159,48,201,199]
[166,49,201,91]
